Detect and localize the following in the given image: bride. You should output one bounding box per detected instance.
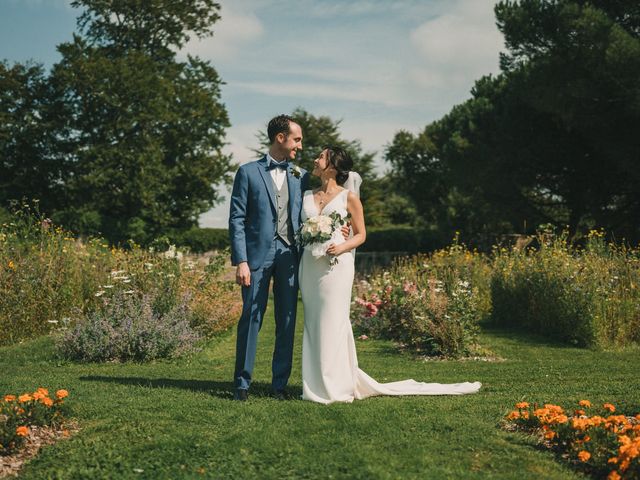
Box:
[298,146,482,404]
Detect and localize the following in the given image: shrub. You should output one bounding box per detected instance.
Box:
[490,230,640,348]
[357,226,441,253]
[57,289,201,362]
[0,205,242,349]
[352,240,490,357]
[169,227,229,253]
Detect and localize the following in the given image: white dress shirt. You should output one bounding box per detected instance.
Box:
[267,153,287,190]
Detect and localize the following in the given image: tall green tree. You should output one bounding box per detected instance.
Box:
[0,0,233,244]
[387,0,640,244]
[50,0,232,244]
[0,62,65,214]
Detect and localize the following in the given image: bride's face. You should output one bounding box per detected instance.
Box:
[312,149,336,178]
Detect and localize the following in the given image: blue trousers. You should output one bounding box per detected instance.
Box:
[234,237,299,391]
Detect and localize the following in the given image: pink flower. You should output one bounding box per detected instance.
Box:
[403,282,417,294]
[365,302,378,318]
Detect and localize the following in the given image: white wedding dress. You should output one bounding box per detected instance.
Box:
[299,188,482,404]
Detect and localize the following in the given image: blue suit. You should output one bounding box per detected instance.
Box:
[229,155,309,391]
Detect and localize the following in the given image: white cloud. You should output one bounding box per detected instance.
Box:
[409,0,503,79]
[184,3,264,60]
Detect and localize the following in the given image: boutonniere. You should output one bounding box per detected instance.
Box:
[291,165,302,179]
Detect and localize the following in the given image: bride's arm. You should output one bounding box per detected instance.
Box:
[326,192,366,255]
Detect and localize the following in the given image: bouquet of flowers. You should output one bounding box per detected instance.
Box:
[297,212,350,266]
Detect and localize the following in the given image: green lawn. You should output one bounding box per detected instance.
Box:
[2,301,639,479]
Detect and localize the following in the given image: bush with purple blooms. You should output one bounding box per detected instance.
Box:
[57,290,201,362]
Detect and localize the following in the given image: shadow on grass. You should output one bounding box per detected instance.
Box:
[78,375,303,400]
[479,325,584,350]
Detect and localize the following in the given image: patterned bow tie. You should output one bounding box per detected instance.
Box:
[269,160,289,170]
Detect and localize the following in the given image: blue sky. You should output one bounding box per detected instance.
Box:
[1,0,503,227]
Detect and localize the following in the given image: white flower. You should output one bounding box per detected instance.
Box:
[95,291,105,297]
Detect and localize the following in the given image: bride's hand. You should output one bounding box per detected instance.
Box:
[326,243,346,256]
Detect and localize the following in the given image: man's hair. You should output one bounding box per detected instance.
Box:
[267,114,294,144]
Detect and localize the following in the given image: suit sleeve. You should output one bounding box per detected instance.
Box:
[229,166,249,266]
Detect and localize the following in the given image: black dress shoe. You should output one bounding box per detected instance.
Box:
[234,389,248,401]
[272,389,287,401]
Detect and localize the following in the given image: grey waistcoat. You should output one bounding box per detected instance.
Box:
[273,176,295,245]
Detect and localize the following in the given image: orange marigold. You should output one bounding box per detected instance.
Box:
[36,387,49,396]
[607,471,621,480]
[515,402,529,409]
[55,389,69,400]
[603,403,616,413]
[572,418,591,431]
[507,411,521,420]
[578,451,591,462]
[42,397,53,407]
[544,430,556,440]
[18,394,32,403]
[33,391,45,401]
[3,394,16,402]
[575,409,586,416]
[15,426,29,437]
[579,400,592,408]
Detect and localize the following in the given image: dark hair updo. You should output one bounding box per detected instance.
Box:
[324,146,353,186]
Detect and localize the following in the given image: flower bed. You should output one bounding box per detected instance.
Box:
[1,388,69,455]
[352,239,491,357]
[504,400,640,479]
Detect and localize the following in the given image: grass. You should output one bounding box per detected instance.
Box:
[1,300,640,479]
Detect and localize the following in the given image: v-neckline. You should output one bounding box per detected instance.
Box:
[310,188,346,216]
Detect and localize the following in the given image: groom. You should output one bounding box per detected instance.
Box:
[229,114,309,401]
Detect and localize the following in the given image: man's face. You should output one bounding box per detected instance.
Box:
[277,122,303,161]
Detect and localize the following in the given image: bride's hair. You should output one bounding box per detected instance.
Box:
[324,146,353,186]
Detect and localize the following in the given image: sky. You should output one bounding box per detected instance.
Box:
[0,0,504,227]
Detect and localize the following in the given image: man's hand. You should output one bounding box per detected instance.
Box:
[341,223,351,240]
[236,262,251,287]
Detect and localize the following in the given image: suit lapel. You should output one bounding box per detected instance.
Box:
[286,166,297,218]
[257,156,277,213]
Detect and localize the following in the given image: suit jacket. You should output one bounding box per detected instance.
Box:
[229,155,309,270]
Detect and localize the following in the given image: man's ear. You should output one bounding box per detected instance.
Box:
[276,132,286,144]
